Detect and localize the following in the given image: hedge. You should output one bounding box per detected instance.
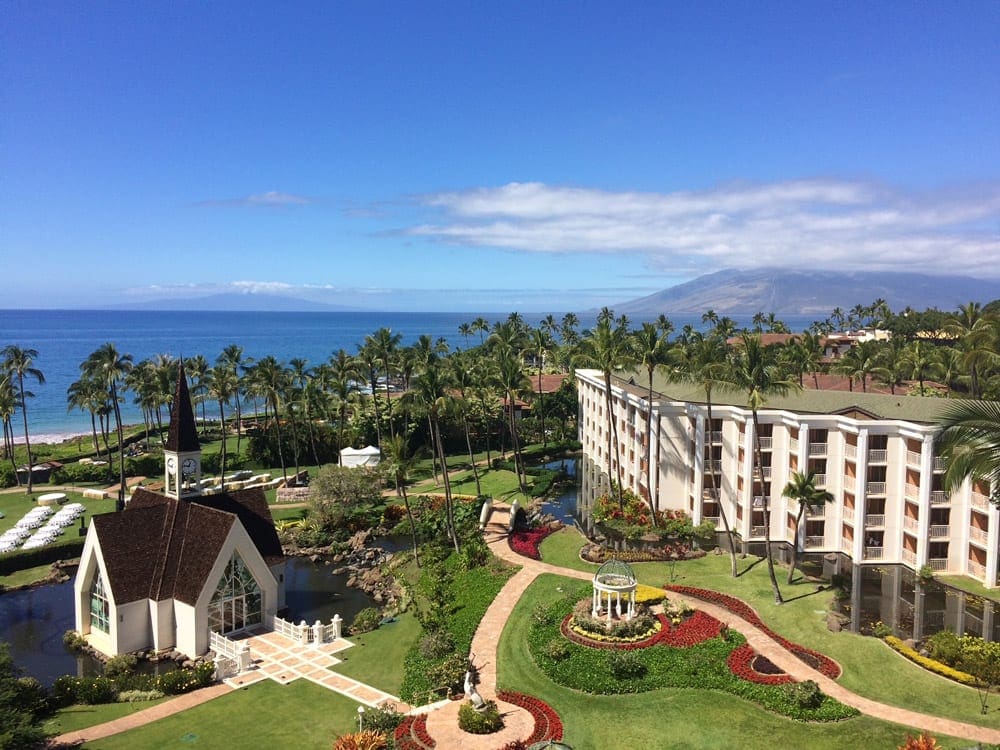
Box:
[884,636,978,686]
[0,538,86,575]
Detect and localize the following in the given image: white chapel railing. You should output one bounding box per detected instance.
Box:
[272,614,343,646]
[210,630,252,675]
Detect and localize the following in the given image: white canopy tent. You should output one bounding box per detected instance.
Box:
[339,445,382,468]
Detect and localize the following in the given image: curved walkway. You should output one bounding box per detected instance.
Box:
[461,503,1000,747]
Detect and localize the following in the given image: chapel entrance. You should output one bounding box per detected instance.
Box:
[208,552,263,635]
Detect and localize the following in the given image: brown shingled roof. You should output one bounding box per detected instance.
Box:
[165,362,200,453]
[94,485,282,606]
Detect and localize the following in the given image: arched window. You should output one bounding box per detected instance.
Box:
[90,571,110,634]
[207,551,262,634]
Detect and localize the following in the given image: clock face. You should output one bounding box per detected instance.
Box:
[182,459,197,476]
[166,457,176,471]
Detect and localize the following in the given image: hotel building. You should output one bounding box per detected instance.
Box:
[576,369,999,589]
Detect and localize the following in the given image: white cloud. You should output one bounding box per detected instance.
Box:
[407,180,1000,277]
[196,190,312,207]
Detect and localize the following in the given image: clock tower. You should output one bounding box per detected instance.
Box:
[163,362,202,499]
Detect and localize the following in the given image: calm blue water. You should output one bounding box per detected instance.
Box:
[0,309,817,440]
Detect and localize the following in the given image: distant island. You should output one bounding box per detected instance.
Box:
[101,293,359,313]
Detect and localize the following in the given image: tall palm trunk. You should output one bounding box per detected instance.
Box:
[270,397,288,482]
[218,399,228,483]
[463,412,482,497]
[603,371,625,507]
[432,416,459,552]
[400,481,420,568]
[15,373,34,494]
[89,411,100,456]
[110,382,126,511]
[752,411,783,604]
[705,400,739,577]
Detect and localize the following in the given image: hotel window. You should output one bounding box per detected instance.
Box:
[90,571,110,634]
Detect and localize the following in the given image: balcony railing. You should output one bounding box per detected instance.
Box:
[903,516,918,532]
[702,516,721,527]
[804,536,825,549]
[905,484,919,502]
[809,442,828,456]
[933,457,946,472]
[866,482,887,496]
[789,438,799,453]
[864,546,884,560]
[865,514,886,527]
[906,450,921,467]
[845,444,857,460]
[704,459,722,473]
[750,525,766,537]
[842,536,852,548]
[928,524,950,538]
[757,466,772,479]
[806,504,827,517]
[812,473,827,487]
[752,496,768,508]
[969,560,987,578]
[902,549,917,565]
[868,449,888,463]
[928,558,948,571]
[755,436,772,450]
[843,506,855,522]
[971,492,990,511]
[930,491,949,505]
[970,527,989,545]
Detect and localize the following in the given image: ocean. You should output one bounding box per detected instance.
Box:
[0,309,818,441]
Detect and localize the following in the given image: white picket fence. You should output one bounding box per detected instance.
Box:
[271,614,343,647]
[210,630,252,676]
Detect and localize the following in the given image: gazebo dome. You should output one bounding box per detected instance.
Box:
[594,558,636,589]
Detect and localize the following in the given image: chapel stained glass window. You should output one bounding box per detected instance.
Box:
[90,571,110,634]
[208,551,262,634]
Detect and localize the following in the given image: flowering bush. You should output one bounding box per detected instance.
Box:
[508,525,559,560]
[332,729,387,750]
[884,636,977,685]
[563,613,664,649]
[592,489,701,540]
[664,585,842,679]
[394,714,435,749]
[658,610,725,648]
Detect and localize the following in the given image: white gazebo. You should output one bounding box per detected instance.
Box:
[339,445,381,468]
[591,559,637,623]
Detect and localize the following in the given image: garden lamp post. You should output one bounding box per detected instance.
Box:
[357,705,365,731]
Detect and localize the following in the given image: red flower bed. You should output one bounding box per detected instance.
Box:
[659,610,725,647]
[508,525,558,559]
[497,690,564,745]
[727,643,794,685]
[394,714,435,749]
[664,585,842,679]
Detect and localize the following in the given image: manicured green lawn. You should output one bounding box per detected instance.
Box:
[937,574,1000,603]
[81,680,361,750]
[414,467,531,502]
[330,611,421,696]
[539,528,1000,729]
[45,697,171,736]
[498,573,973,749]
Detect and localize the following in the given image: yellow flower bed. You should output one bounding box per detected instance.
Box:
[884,636,978,685]
[570,618,662,644]
[635,584,667,605]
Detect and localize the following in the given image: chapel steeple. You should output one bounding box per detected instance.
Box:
[163,361,202,499]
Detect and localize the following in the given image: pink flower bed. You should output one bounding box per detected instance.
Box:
[664,585,842,679]
[497,690,564,745]
[726,643,794,685]
[508,525,558,559]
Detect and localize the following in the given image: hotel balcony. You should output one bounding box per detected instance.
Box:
[752,496,768,508]
[933,457,947,472]
[812,473,827,488]
[865,514,886,527]
[903,516,918,532]
[864,546,884,560]
[708,430,723,443]
[758,466,772,479]
[868,449,888,463]
[804,536,825,549]
[970,527,989,546]
[906,450,921,467]
[806,504,827,517]
[905,484,920,502]
[789,438,799,453]
[843,506,855,522]
[809,442,828,457]
[866,482,887,496]
[702,516,721,526]
[842,535,852,548]
[758,437,772,450]
[845,444,857,460]
[902,549,917,565]
[704,459,723,473]
[928,524,950,538]
[971,491,990,511]
[969,560,987,578]
[930,491,950,505]
[928,558,948,571]
[750,525,766,537]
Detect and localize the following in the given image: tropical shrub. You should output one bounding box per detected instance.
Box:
[885,637,977,685]
[351,608,383,635]
[899,733,941,750]
[117,689,165,702]
[419,630,455,660]
[355,704,403,734]
[63,630,88,652]
[103,654,138,678]
[457,699,504,734]
[607,650,647,679]
[542,638,571,661]
[783,679,823,709]
[332,729,387,750]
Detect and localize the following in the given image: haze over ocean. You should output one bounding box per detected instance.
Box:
[0,309,817,441]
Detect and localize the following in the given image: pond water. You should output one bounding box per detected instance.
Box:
[0,556,376,685]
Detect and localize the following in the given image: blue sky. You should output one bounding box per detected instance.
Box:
[3,1,998,311]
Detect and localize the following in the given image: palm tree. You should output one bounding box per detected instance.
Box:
[944,303,998,398]
[903,340,943,394]
[384,433,421,567]
[356,343,383,449]
[731,332,800,604]
[218,345,250,452]
[935,400,1000,503]
[0,375,18,475]
[83,344,133,510]
[873,337,908,395]
[782,471,833,584]
[67,374,105,456]
[496,353,532,493]
[835,340,880,392]
[185,354,210,432]
[327,349,360,461]
[2,346,45,494]
[527,326,554,449]
[449,352,483,497]
[575,309,635,506]
[368,327,402,439]
[253,355,290,482]
[668,328,740,576]
[206,364,238,482]
[633,321,672,509]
